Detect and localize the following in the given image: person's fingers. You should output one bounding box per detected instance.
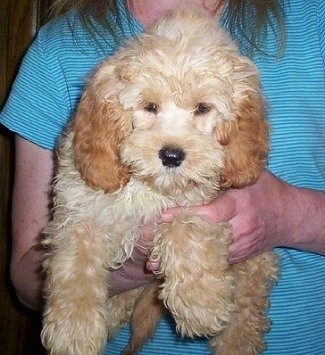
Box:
[228,241,247,264]
[137,221,156,254]
[161,192,236,224]
[160,206,181,222]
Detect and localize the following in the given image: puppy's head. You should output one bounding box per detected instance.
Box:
[73,8,268,195]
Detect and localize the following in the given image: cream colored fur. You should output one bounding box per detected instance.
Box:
[41,6,277,355]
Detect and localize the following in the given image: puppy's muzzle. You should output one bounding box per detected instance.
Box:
[159,146,186,168]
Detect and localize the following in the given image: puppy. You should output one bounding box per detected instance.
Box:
[41,6,278,355]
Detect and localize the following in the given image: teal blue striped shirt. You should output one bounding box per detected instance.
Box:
[1,0,325,353]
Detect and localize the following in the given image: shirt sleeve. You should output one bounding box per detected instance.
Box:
[0,28,72,151]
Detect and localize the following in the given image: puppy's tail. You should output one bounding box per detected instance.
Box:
[123,281,165,355]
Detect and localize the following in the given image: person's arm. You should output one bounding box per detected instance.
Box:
[160,170,325,263]
[227,170,325,262]
[10,136,54,310]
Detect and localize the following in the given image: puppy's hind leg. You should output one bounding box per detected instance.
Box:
[124,281,166,355]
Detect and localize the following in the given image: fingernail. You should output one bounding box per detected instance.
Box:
[146,261,160,271]
[161,213,173,223]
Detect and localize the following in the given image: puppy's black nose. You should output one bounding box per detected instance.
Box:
[159,146,186,167]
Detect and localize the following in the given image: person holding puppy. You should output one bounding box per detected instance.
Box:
[1,0,325,353]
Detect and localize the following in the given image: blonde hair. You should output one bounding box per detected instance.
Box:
[50,0,285,54]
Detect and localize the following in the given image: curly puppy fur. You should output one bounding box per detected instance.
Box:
[41,6,278,355]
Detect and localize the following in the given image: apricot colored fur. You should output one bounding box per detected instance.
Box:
[41,6,277,355]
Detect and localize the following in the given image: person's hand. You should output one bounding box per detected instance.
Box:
[159,170,315,264]
[111,169,325,286]
[108,223,156,296]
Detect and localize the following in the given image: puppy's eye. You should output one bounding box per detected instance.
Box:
[144,102,158,114]
[195,103,212,115]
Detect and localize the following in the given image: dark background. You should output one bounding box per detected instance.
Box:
[1,1,51,353]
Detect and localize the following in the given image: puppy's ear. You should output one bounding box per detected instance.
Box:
[72,64,132,193]
[215,91,268,188]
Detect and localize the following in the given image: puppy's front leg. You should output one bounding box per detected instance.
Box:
[210,252,278,355]
[151,213,237,338]
[42,222,111,355]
